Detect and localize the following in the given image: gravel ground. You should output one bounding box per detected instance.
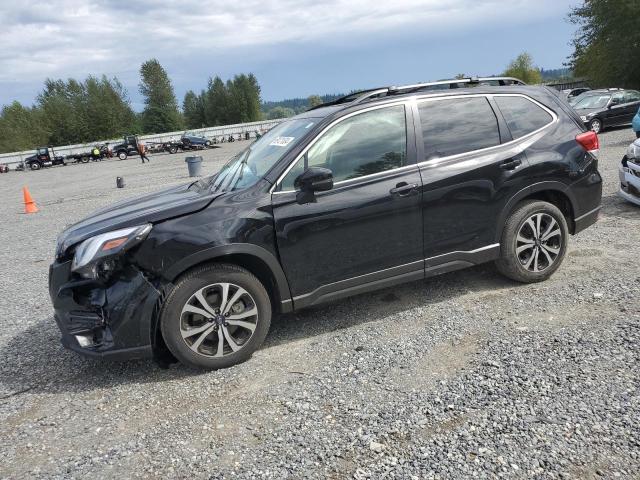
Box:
[0,129,639,479]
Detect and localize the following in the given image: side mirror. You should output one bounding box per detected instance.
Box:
[294,167,333,192]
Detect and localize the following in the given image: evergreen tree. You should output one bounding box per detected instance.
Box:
[183,90,205,129]
[84,75,137,140]
[568,0,640,88]
[0,102,48,152]
[139,59,183,133]
[205,76,228,126]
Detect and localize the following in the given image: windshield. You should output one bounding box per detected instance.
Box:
[573,94,610,109]
[207,118,317,193]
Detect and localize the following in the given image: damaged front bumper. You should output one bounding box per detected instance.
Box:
[619,157,640,207]
[49,260,160,360]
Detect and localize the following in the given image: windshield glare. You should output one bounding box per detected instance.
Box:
[210,118,316,192]
[574,94,610,109]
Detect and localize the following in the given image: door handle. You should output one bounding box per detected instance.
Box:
[389,182,418,196]
[500,159,522,170]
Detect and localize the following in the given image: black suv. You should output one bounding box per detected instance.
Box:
[50,82,602,369]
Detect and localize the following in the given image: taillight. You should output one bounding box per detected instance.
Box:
[576,130,599,154]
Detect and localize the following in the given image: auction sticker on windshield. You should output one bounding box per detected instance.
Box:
[270,137,295,147]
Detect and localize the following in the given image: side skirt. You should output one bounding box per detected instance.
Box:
[291,244,500,310]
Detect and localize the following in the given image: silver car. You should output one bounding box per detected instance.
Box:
[619,139,640,206]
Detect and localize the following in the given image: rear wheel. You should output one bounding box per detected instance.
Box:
[81,156,90,164]
[160,264,271,369]
[169,146,178,154]
[495,200,568,283]
[205,140,212,147]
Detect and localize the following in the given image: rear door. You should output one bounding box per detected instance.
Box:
[414,94,556,263]
[606,92,629,126]
[621,91,640,124]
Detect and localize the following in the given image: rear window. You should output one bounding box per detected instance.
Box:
[494,96,553,139]
[418,97,500,160]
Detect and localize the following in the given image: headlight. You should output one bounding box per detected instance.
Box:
[580,116,588,122]
[627,140,640,160]
[71,224,152,278]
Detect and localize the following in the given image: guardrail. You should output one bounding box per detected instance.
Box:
[0,118,284,166]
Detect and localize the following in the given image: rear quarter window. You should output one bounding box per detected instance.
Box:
[494,96,553,139]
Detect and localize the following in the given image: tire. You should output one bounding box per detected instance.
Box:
[160,264,272,370]
[169,146,178,154]
[589,118,602,133]
[81,157,90,164]
[205,140,212,147]
[495,200,568,283]
[29,162,41,171]
[118,151,127,160]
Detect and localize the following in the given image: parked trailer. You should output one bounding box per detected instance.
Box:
[65,144,110,163]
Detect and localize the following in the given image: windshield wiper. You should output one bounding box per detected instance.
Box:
[212,148,251,193]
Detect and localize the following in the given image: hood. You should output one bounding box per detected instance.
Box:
[56,182,221,256]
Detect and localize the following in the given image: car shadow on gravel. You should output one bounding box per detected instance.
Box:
[0,319,195,398]
[0,264,519,397]
[265,263,517,348]
[601,192,640,216]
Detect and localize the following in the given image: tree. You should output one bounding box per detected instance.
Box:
[139,59,183,133]
[267,106,295,119]
[205,76,228,125]
[568,0,640,88]
[307,95,323,108]
[503,52,542,84]
[84,75,137,140]
[183,90,205,129]
[0,102,48,153]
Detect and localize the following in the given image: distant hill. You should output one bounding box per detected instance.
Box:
[261,93,345,119]
[540,68,573,81]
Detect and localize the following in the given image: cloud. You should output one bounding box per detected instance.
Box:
[0,0,573,105]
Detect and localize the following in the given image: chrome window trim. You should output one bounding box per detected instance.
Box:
[271,101,411,194]
[414,93,558,168]
[271,93,557,194]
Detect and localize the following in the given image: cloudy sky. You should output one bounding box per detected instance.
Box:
[0,0,578,109]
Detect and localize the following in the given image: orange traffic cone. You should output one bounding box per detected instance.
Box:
[23,186,39,214]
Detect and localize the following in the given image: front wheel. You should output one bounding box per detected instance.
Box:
[29,162,41,171]
[160,264,272,369]
[169,146,178,154]
[118,151,127,160]
[205,140,212,147]
[589,118,602,133]
[495,200,568,283]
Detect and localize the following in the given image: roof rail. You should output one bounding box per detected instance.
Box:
[313,77,526,109]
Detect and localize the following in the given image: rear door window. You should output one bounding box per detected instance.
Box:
[494,96,553,139]
[417,97,500,160]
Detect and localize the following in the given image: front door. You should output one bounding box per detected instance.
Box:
[271,104,424,307]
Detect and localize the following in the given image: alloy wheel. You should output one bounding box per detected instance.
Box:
[179,283,258,357]
[590,119,601,133]
[516,212,562,272]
